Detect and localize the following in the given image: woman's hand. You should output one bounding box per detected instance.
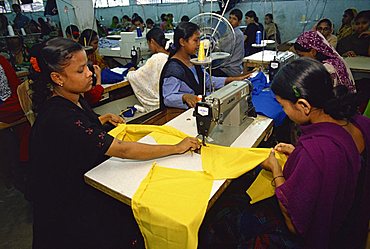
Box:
[128,67,136,72]
[182,94,199,108]
[274,143,295,156]
[261,149,283,175]
[175,137,201,154]
[93,65,102,85]
[99,113,125,126]
[343,51,357,57]
[225,73,252,84]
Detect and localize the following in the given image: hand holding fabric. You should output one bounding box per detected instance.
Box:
[274,143,295,156]
[93,64,102,85]
[175,137,200,154]
[261,149,283,175]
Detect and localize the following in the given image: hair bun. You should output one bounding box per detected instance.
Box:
[323,85,357,120]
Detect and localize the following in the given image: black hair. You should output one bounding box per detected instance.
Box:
[65,25,79,39]
[122,15,130,21]
[146,27,167,49]
[354,10,370,22]
[265,13,273,20]
[29,38,83,113]
[317,18,332,28]
[271,57,357,120]
[132,16,144,24]
[112,16,119,22]
[181,15,190,22]
[12,4,21,12]
[245,10,259,23]
[230,9,243,21]
[161,14,167,22]
[78,29,98,47]
[146,18,154,25]
[169,21,199,57]
[344,9,356,19]
[293,42,330,62]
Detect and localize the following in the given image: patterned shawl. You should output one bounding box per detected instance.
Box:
[0,64,11,102]
[296,31,356,93]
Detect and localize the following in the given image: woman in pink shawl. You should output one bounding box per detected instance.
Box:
[294,30,356,93]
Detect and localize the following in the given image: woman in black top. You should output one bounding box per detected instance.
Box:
[29,37,200,248]
[244,10,264,56]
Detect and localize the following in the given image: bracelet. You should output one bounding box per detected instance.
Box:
[271,175,284,187]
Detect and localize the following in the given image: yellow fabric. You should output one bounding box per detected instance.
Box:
[246,154,287,204]
[202,144,286,180]
[108,124,189,143]
[132,164,213,249]
[109,124,288,248]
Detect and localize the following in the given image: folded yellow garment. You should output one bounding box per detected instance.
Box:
[132,164,213,249]
[201,144,285,180]
[246,154,287,204]
[108,124,190,144]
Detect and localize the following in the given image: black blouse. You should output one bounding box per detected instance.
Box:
[30,96,136,248]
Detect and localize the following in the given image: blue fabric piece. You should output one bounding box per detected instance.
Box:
[250,72,286,126]
[250,71,269,95]
[101,63,134,84]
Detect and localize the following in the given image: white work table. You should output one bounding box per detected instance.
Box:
[84,109,273,207]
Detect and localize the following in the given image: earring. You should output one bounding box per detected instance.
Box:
[59,83,63,87]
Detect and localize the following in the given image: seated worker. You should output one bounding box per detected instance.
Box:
[29,37,200,249]
[264,13,281,44]
[199,57,370,249]
[337,8,357,41]
[129,16,145,32]
[146,18,155,30]
[65,24,80,42]
[121,15,131,31]
[294,30,356,93]
[244,10,264,56]
[110,16,119,29]
[11,4,30,30]
[0,55,30,164]
[212,9,245,77]
[337,10,370,57]
[78,29,109,105]
[160,22,249,109]
[312,18,337,48]
[127,28,169,112]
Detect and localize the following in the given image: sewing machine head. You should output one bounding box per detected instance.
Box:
[194,80,257,146]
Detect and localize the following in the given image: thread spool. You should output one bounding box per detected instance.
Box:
[7,25,15,36]
[134,104,145,113]
[198,41,205,61]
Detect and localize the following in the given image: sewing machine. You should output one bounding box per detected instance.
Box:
[194,80,257,146]
[119,32,150,58]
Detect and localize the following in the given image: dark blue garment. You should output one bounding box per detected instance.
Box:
[250,72,286,126]
[101,63,133,84]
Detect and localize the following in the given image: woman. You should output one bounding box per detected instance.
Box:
[110,16,119,29]
[200,58,370,249]
[0,55,30,163]
[337,10,370,57]
[78,29,107,105]
[312,18,337,48]
[29,37,200,248]
[127,28,169,112]
[264,13,281,44]
[337,8,357,41]
[244,10,264,56]
[294,30,356,93]
[160,22,249,109]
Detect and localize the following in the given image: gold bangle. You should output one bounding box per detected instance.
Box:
[271,175,284,187]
